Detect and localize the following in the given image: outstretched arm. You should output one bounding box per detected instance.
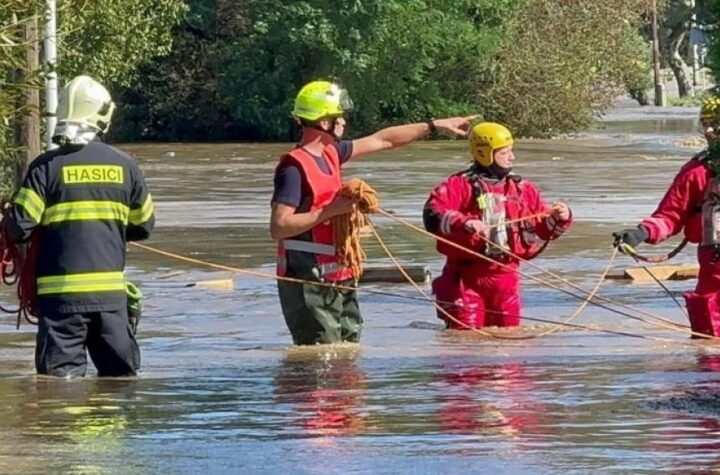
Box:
[640,163,705,244]
[350,116,477,160]
[612,161,705,248]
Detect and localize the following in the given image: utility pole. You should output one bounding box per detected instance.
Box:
[652,0,666,106]
[689,0,699,88]
[43,0,58,150]
[19,16,41,179]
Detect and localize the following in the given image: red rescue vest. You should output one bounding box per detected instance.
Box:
[276,146,355,282]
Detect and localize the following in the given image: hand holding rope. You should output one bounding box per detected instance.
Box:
[0,199,39,328]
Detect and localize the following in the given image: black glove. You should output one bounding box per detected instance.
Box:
[612,226,649,248]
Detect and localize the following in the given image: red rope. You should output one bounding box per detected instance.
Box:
[0,201,39,328]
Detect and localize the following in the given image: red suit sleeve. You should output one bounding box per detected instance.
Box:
[423,175,484,258]
[520,181,573,241]
[640,160,707,244]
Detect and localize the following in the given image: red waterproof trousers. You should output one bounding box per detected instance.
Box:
[433,260,521,329]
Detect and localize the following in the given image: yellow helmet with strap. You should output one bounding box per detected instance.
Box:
[292,80,354,122]
[469,122,514,167]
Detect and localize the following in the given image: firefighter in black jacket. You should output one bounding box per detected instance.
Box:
[4,75,155,377]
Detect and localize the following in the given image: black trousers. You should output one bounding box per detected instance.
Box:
[35,308,140,377]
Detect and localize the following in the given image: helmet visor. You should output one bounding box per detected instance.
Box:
[339,89,354,113]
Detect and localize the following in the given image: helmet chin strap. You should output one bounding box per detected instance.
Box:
[312,118,341,141]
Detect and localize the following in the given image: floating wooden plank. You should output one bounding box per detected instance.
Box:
[140,277,234,290]
[190,278,235,290]
[360,264,431,284]
[142,265,431,289]
[606,263,699,283]
[155,270,187,280]
[669,265,700,280]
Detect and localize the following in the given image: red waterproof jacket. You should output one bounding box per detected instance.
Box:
[641,154,710,245]
[423,168,572,262]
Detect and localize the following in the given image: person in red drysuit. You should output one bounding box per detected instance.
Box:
[423,122,572,329]
[613,95,720,337]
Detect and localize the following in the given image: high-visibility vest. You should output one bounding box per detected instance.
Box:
[276,146,354,282]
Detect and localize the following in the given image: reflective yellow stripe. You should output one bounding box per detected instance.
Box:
[14,187,45,223]
[37,272,125,295]
[42,201,129,224]
[38,283,127,294]
[128,194,154,225]
[37,272,125,284]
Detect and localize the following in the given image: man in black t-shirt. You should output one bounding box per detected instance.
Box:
[270,79,475,345]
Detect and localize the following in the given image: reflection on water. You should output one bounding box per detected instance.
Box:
[0,377,138,474]
[4,116,720,473]
[435,362,542,438]
[3,353,720,472]
[274,345,367,437]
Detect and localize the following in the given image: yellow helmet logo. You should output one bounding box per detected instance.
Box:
[701,96,720,121]
[469,122,514,167]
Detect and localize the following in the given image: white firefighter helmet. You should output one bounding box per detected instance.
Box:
[53,75,116,145]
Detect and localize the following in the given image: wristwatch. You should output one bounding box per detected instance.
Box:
[425,119,437,134]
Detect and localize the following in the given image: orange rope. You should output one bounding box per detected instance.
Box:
[0,202,39,328]
[129,241,696,346]
[331,179,380,278]
[375,208,712,339]
[368,219,636,341]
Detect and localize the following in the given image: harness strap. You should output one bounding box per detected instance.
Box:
[282,239,336,256]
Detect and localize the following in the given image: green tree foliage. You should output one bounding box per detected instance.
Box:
[0,0,44,196]
[223,0,520,139]
[116,0,522,141]
[6,0,656,151]
[59,0,187,87]
[700,0,720,85]
[119,0,651,141]
[658,0,701,98]
[630,0,718,101]
[478,0,650,137]
[0,0,185,193]
[113,0,243,141]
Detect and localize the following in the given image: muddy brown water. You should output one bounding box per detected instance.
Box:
[2,110,720,474]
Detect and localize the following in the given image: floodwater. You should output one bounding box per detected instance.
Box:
[3,106,720,474]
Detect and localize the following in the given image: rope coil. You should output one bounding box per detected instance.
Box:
[331,179,379,278]
[0,200,39,328]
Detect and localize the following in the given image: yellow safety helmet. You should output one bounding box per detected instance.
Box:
[469,122,514,167]
[292,80,354,122]
[57,75,116,133]
[700,95,720,121]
